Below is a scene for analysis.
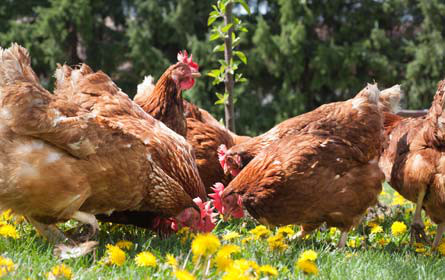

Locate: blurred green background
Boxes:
[1,0,444,135]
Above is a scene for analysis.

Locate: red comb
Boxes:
[193,197,216,232]
[177,50,199,71]
[209,183,225,214]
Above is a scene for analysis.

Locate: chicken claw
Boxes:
[71,211,100,241]
[432,222,445,249]
[410,222,430,245]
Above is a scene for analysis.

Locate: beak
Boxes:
[191,71,201,78]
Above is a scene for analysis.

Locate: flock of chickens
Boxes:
[0,43,444,255]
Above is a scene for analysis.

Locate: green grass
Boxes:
[1,184,445,279]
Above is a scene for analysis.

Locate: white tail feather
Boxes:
[379,84,402,113]
[366,83,380,104]
[134,75,155,104]
[0,43,39,87]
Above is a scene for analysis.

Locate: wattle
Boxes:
[180,78,195,90]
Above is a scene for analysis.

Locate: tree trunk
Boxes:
[224,1,235,132]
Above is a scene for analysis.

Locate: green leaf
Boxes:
[209,32,220,41]
[232,36,240,47]
[215,92,229,105]
[234,51,247,64]
[210,11,219,17]
[222,23,233,33]
[208,15,218,26]
[213,44,225,52]
[237,0,251,14]
[239,26,248,33]
[207,69,221,78]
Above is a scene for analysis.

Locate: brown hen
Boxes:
[183,100,251,193]
[220,84,386,247]
[133,51,200,137]
[0,44,209,245]
[219,85,402,176]
[380,80,445,248]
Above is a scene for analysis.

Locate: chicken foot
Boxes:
[410,189,430,245]
[432,222,445,249]
[70,211,100,241]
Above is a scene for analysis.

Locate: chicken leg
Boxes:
[432,222,445,249]
[296,223,321,239]
[410,189,429,244]
[27,217,70,244]
[338,231,348,248]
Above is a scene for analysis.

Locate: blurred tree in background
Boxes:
[0,0,443,135]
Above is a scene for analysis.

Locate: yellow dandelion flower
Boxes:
[48,263,72,279]
[0,256,14,277]
[214,254,233,272]
[391,192,407,206]
[296,259,318,275]
[0,209,13,222]
[191,233,221,257]
[259,264,278,276]
[223,231,241,241]
[370,225,383,234]
[178,227,194,244]
[367,221,378,228]
[437,242,445,256]
[214,245,240,271]
[347,239,357,248]
[267,234,288,251]
[177,227,190,235]
[166,254,177,267]
[105,244,126,266]
[0,224,19,239]
[222,259,258,280]
[175,269,195,280]
[277,225,295,237]
[329,227,338,236]
[241,236,254,244]
[377,237,389,246]
[413,242,424,248]
[299,249,318,261]
[218,245,241,257]
[391,221,407,236]
[415,247,427,253]
[115,240,133,250]
[249,225,271,239]
[345,252,357,258]
[135,251,157,267]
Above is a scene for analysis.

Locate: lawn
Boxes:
[1,183,445,280]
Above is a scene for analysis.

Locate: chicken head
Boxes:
[218,144,242,177]
[175,197,216,232]
[172,50,201,90]
[210,182,244,220]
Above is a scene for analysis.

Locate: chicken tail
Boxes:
[365,83,381,104]
[427,80,445,137]
[0,43,41,89]
[54,63,93,95]
[134,75,155,105]
[379,85,402,113]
